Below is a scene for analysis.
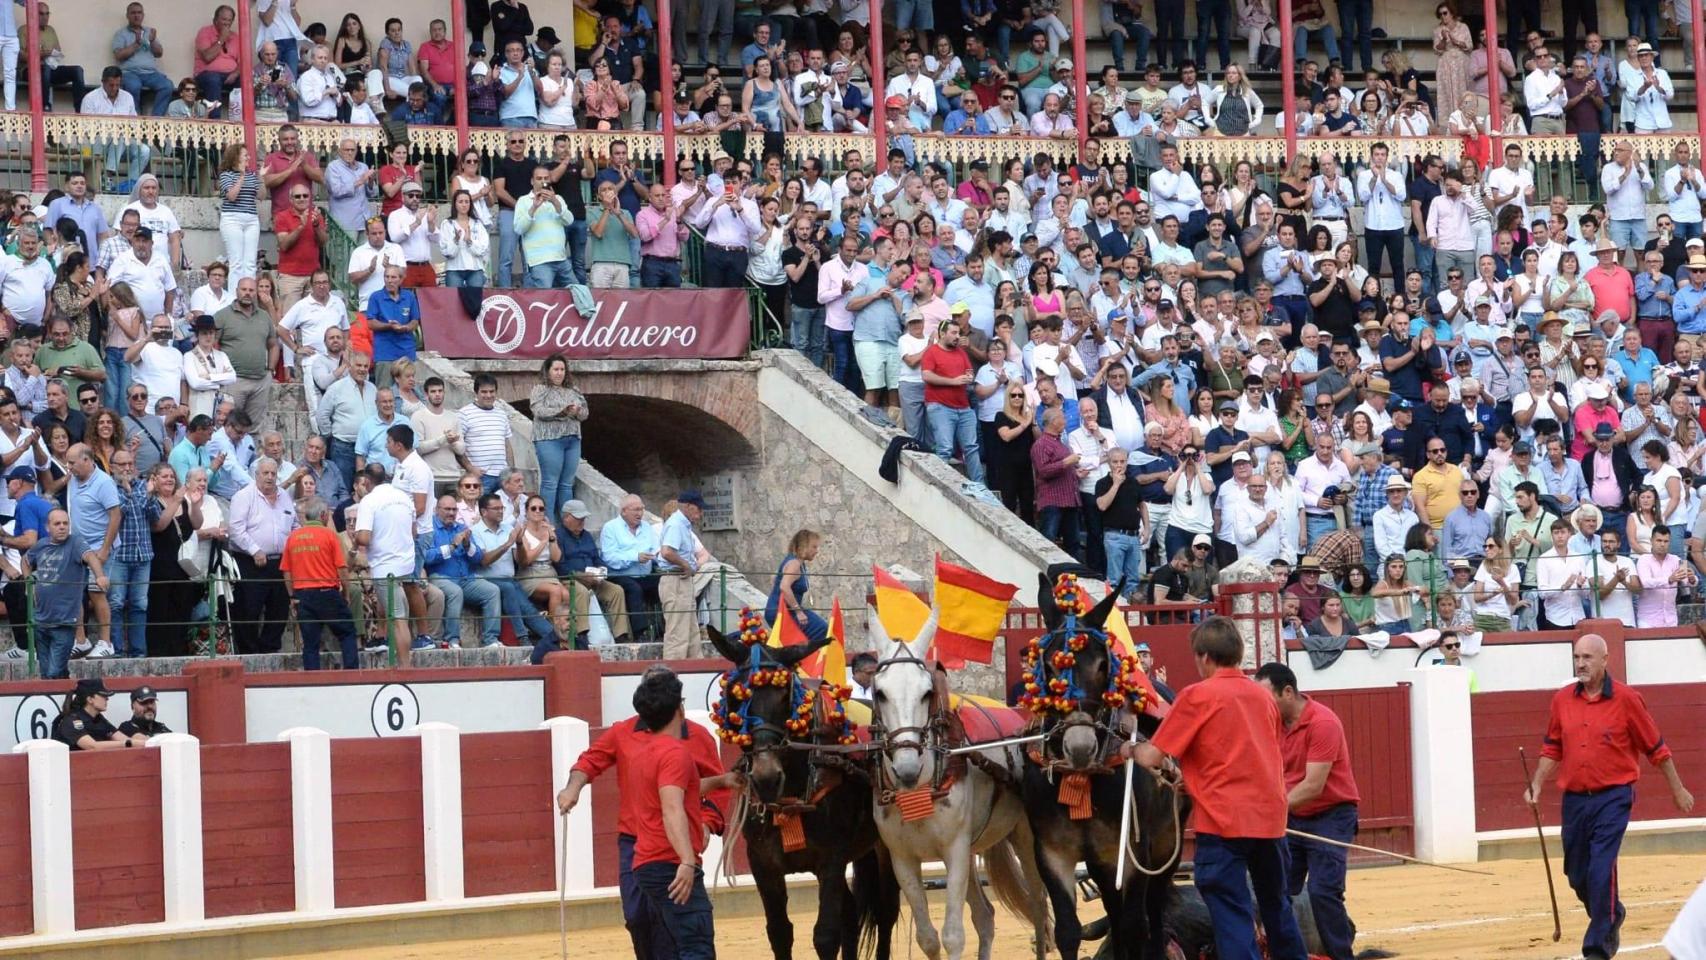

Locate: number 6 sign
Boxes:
[369,684,420,737]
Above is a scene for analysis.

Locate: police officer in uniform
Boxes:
[51,678,145,751]
[117,685,171,740]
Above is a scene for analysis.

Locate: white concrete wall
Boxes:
[1287,635,1702,692]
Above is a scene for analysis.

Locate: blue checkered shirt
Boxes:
[112,476,162,564]
[1352,463,1399,528]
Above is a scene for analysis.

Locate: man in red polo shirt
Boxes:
[1125,617,1308,960]
[1525,633,1694,960]
[1256,662,1361,960]
[558,665,735,960]
[273,183,329,316]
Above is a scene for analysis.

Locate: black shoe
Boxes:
[1607,903,1625,956]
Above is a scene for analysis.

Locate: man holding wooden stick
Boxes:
[1524,633,1695,960]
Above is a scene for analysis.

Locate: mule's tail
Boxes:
[851,846,899,959]
[981,836,1048,935]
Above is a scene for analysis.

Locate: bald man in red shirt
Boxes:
[1525,633,1694,960]
[558,666,739,960]
[1256,661,1361,960]
[1124,617,1308,960]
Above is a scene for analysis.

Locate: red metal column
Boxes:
[869,0,886,167]
[660,0,676,187]
[1483,0,1503,157]
[1279,0,1295,162]
[23,0,43,190]
[237,0,258,168]
[1072,0,1088,157]
[451,0,470,153]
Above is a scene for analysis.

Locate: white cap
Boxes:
[1231,450,1252,463]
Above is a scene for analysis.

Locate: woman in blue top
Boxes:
[764,529,828,643]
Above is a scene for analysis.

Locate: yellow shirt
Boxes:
[1411,462,1465,529]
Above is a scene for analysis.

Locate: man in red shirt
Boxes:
[1525,633,1694,960]
[1125,617,1308,960]
[558,665,735,960]
[272,183,330,315]
[920,320,985,484]
[1256,662,1361,960]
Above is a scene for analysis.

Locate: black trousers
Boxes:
[1559,0,1599,62]
[234,554,290,654]
[3,581,28,650]
[702,245,750,289]
[1365,228,1405,286]
[610,575,662,642]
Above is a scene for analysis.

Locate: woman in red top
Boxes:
[1125,617,1309,960]
[377,142,420,219]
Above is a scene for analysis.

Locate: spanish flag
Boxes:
[767,604,811,649]
[800,598,847,682]
[873,564,931,644]
[932,557,1017,667]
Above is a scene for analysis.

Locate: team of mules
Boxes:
[706,572,1339,960]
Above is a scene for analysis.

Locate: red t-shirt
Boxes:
[263,150,321,212]
[921,343,973,408]
[379,164,419,218]
[279,524,346,590]
[1541,676,1672,793]
[1151,667,1289,839]
[629,730,707,869]
[571,716,729,836]
[1281,697,1361,817]
[273,207,323,278]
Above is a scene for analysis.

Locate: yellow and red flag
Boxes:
[872,564,931,644]
[767,604,810,649]
[799,598,847,682]
[932,557,1017,667]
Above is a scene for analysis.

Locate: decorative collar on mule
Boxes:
[1017,573,1149,719]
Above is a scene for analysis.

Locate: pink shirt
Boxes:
[1635,553,1681,626]
[634,206,685,259]
[1425,194,1475,252]
[194,24,240,75]
[816,255,870,333]
[1585,264,1636,323]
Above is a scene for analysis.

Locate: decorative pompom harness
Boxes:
[1017,574,1149,720]
[710,607,856,749]
[1018,574,1150,819]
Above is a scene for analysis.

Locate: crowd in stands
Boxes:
[1,0,1705,675]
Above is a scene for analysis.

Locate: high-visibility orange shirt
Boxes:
[1151,666,1289,839]
[280,523,347,590]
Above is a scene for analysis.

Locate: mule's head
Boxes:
[869,606,940,790]
[1029,578,1124,770]
[708,624,831,803]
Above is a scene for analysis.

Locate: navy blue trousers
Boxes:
[1562,784,1633,959]
[618,833,674,960]
[1287,803,1358,960]
[1195,833,1309,960]
[294,587,358,670]
[634,860,717,960]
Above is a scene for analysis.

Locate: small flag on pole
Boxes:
[873,564,931,643]
[800,598,847,682]
[931,556,1017,666]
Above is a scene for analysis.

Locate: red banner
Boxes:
[417,287,751,360]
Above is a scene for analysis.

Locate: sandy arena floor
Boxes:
[268,853,1703,960]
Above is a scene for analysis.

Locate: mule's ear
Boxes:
[1085,579,1124,630]
[866,607,898,662]
[773,632,833,669]
[705,624,746,664]
[913,605,940,660]
[1037,572,1062,631]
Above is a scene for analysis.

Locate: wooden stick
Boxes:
[944,731,1050,755]
[1283,829,1496,876]
[1518,746,1564,942]
[1114,720,1139,890]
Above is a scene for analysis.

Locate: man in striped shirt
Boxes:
[457,374,513,495]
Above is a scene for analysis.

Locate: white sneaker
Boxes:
[69,641,93,659]
[2,647,25,660]
[481,641,503,648]
[89,641,116,658]
[363,642,388,653]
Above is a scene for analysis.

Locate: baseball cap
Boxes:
[1217,399,1238,413]
[676,489,708,509]
[1513,440,1534,455]
[4,465,34,483]
[1230,450,1252,463]
[950,301,970,315]
[1192,533,1213,548]
[562,499,591,520]
[131,685,159,703]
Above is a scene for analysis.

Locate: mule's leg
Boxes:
[1006,816,1053,960]
[938,835,975,960]
[966,863,997,960]
[752,859,794,960]
[875,844,902,960]
[811,860,848,960]
[1034,832,1085,960]
[889,846,943,959]
[1083,859,1135,960]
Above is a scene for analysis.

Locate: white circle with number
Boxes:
[369,684,420,737]
[14,695,61,745]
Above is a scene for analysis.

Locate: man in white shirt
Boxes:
[1372,476,1420,560]
[1112,90,1156,137]
[1524,49,1568,132]
[790,49,832,130]
[1357,143,1409,283]
[884,49,936,131]
[347,218,407,304]
[1485,143,1537,229]
[1234,473,1286,565]
[277,269,349,369]
[79,66,151,185]
[124,315,184,410]
[1147,145,1203,224]
[799,157,835,216]
[120,174,184,270]
[1601,140,1656,259]
[1068,397,1115,569]
[1536,516,1588,628]
[1622,41,1673,133]
[103,226,176,321]
[1588,527,1638,623]
[0,228,54,329]
[354,476,430,659]
[1235,374,1282,464]
[1295,434,1352,547]
[386,181,439,288]
[1663,142,1706,241]
[1167,62,1211,128]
